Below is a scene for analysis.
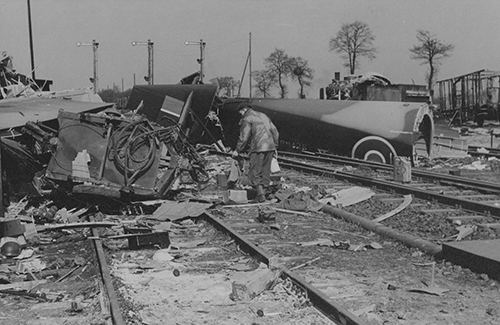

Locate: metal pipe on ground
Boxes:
[321,205,442,256]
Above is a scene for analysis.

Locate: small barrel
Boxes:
[393,156,411,183]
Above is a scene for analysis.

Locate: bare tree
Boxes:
[290,56,313,98]
[264,48,292,98]
[215,76,239,97]
[409,30,454,92]
[329,21,376,75]
[253,70,275,98]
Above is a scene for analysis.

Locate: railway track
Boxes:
[278,150,500,219]
[204,212,365,325]
[194,157,498,324]
[98,151,500,324]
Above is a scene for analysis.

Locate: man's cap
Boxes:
[237,102,252,111]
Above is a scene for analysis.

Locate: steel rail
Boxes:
[91,225,126,325]
[468,145,500,158]
[278,157,500,217]
[278,150,500,194]
[202,212,367,325]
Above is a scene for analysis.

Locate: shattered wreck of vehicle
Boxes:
[44,110,207,199]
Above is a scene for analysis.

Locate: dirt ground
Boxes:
[1,119,500,325]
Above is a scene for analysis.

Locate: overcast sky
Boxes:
[1,0,499,98]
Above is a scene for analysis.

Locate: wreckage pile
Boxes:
[0,148,380,323]
[1,145,500,323]
[2,109,208,202]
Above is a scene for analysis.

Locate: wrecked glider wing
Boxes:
[0,97,113,136]
[220,98,433,163]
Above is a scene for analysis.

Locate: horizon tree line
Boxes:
[102,21,454,102]
[217,22,453,99]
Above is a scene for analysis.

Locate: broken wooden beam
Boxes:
[37,221,119,232]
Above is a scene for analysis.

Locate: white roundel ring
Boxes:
[351,136,398,164]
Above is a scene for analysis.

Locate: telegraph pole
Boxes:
[185,39,206,83]
[199,39,205,83]
[27,0,36,80]
[148,39,154,85]
[249,32,252,99]
[92,40,98,92]
[77,40,99,93]
[131,39,154,85]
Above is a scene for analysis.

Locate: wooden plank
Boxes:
[242,233,275,240]
[272,208,311,216]
[37,221,118,232]
[446,215,485,222]
[221,200,276,208]
[0,280,47,291]
[421,208,460,213]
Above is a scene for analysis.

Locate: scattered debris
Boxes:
[256,208,276,223]
[221,200,277,208]
[373,194,413,223]
[14,248,35,260]
[271,207,311,217]
[387,284,397,290]
[289,257,321,271]
[230,264,279,301]
[150,200,212,221]
[36,221,119,232]
[16,257,47,273]
[352,304,376,317]
[152,249,175,262]
[223,189,248,204]
[455,225,477,241]
[125,231,171,250]
[69,301,84,313]
[319,186,375,207]
[298,238,335,247]
[171,239,206,249]
[408,262,449,296]
[368,242,383,249]
[0,279,47,291]
[280,191,323,211]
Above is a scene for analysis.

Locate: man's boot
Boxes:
[256,185,266,202]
